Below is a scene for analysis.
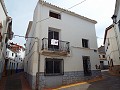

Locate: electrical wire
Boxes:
[36,0,88,23]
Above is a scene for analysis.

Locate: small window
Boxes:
[45,58,63,75]
[118,20,120,32]
[12,53,14,56]
[49,11,61,19]
[110,59,114,67]
[99,55,101,58]
[82,39,89,48]
[102,55,105,58]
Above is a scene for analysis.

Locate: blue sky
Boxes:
[5,0,116,47]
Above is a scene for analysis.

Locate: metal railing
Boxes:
[42,38,70,53]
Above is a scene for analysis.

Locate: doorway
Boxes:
[83,56,91,76]
[48,29,59,51]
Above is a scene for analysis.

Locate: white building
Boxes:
[104,0,120,75]
[0,0,13,78]
[6,48,25,75]
[98,46,108,70]
[24,0,101,89]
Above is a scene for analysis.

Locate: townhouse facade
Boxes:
[24,0,101,89]
[5,43,25,75]
[0,0,13,79]
[98,46,108,70]
[104,0,120,75]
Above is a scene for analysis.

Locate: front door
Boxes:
[83,56,91,76]
[48,29,59,50]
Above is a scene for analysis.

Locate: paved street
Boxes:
[0,72,32,90]
[59,70,120,90]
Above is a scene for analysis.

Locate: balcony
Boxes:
[41,38,70,56]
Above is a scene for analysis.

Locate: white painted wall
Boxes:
[6,49,25,70]
[105,26,120,65]
[24,2,99,76]
[0,2,7,76]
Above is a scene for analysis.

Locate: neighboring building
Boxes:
[24,0,101,89]
[104,0,120,75]
[98,46,109,70]
[0,0,13,79]
[5,43,25,75]
[104,24,120,75]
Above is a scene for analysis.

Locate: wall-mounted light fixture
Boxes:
[111,15,117,24]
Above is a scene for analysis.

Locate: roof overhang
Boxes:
[39,0,97,24]
[103,24,114,44]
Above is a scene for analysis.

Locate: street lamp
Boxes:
[111,15,117,24]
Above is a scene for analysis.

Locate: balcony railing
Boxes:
[41,38,70,55]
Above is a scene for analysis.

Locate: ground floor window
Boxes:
[45,58,63,75]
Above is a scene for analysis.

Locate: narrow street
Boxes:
[55,70,120,90]
[0,70,120,90]
[0,72,32,90]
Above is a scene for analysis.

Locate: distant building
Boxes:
[5,43,25,75]
[24,0,101,89]
[0,0,13,78]
[98,46,109,70]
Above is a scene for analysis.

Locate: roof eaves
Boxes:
[25,21,33,38]
[103,24,114,44]
[39,0,97,24]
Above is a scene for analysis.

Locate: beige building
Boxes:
[0,0,13,78]
[104,24,120,75]
[24,0,101,89]
[104,0,120,75]
[98,46,108,70]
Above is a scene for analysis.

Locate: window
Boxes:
[82,39,89,48]
[99,55,101,58]
[49,11,61,19]
[45,58,63,75]
[12,53,14,56]
[102,55,105,58]
[48,28,59,50]
[118,20,120,32]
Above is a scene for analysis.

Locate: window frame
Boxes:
[49,11,61,19]
[82,38,89,48]
[45,58,64,76]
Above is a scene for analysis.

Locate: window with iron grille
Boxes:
[45,58,63,75]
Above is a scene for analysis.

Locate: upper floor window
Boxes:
[12,53,14,56]
[99,55,101,58]
[82,39,89,48]
[49,11,61,19]
[102,55,105,58]
[118,20,120,32]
